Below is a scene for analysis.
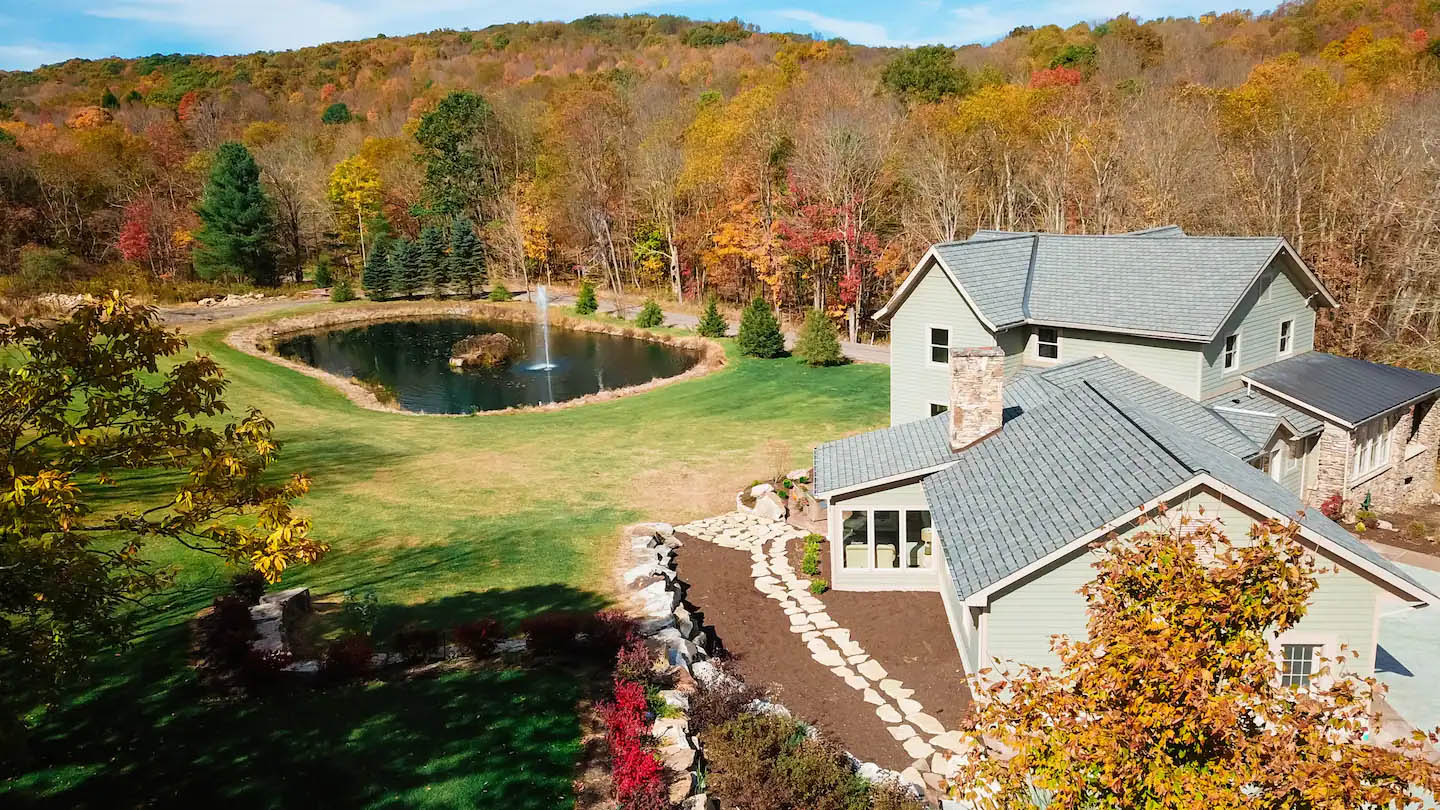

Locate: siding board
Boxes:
[889,260,997,425]
[1202,258,1319,398]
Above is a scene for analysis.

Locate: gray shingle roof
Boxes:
[1244,352,1440,427]
[886,228,1313,341]
[924,383,1431,600]
[1205,388,1325,438]
[1206,408,1279,445]
[1009,356,1258,458]
[813,413,955,495]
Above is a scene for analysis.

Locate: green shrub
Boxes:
[488,273,512,301]
[1407,520,1430,540]
[18,245,74,287]
[634,298,664,328]
[697,294,728,337]
[702,712,870,810]
[808,578,829,595]
[312,258,333,287]
[737,296,785,358]
[329,275,356,302]
[321,102,351,124]
[801,533,822,576]
[794,308,845,366]
[1355,509,1378,522]
[339,590,379,636]
[870,779,926,810]
[575,279,599,314]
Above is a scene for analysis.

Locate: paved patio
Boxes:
[1377,561,1440,739]
[677,511,966,792]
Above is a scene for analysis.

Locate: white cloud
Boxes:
[773,8,911,46]
[0,42,82,69]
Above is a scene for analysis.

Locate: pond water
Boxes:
[274,317,701,414]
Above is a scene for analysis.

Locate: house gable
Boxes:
[1201,252,1322,398]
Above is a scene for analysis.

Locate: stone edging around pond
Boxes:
[620,521,928,809]
[224,300,728,417]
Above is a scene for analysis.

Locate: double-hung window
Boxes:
[929,327,949,364]
[1278,320,1293,355]
[1222,333,1240,372]
[1036,327,1060,361]
[1352,415,1395,478]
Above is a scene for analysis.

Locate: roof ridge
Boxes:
[1020,235,1038,319]
[1083,381,1200,477]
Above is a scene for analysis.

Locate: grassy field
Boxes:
[2,303,889,808]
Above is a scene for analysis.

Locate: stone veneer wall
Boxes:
[1308,397,1440,513]
[947,346,1005,452]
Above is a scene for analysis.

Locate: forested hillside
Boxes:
[2,7,1440,358]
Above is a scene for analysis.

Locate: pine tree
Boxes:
[488,268,512,301]
[794,308,845,366]
[330,274,356,302]
[418,225,447,297]
[575,279,598,315]
[393,238,423,298]
[635,299,663,328]
[696,294,728,338]
[737,296,785,358]
[100,87,120,109]
[448,222,478,298]
[193,142,277,285]
[363,244,393,300]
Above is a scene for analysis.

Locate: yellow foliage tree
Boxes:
[326,154,384,261]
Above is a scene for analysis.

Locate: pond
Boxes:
[274,317,702,414]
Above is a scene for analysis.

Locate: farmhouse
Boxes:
[813,226,1439,678]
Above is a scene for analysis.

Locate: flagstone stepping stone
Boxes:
[828,665,854,679]
[813,649,844,667]
[897,697,923,715]
[787,623,813,634]
[876,704,902,723]
[930,752,950,775]
[810,617,838,630]
[878,679,912,699]
[862,688,885,705]
[788,613,810,627]
[822,628,849,642]
[801,630,821,642]
[842,673,868,690]
[930,731,967,752]
[857,660,888,681]
[899,766,925,789]
[910,712,944,735]
[902,737,935,759]
[887,725,916,741]
[845,653,868,666]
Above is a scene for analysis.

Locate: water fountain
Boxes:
[531,284,556,372]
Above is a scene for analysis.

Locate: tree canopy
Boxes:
[192,141,277,285]
[880,45,971,103]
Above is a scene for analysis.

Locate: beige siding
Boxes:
[828,479,939,592]
[982,486,1384,676]
[888,259,996,425]
[1032,327,1203,398]
[1202,256,1319,398]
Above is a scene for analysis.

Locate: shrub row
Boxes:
[599,632,668,810]
[801,533,823,576]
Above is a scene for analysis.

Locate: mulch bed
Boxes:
[676,533,914,768]
[790,535,973,734]
[1356,504,1440,556]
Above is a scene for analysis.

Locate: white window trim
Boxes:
[1222,331,1241,374]
[1032,326,1062,364]
[1351,414,1397,481]
[1271,633,1337,690]
[927,324,950,367]
[1285,437,1302,472]
[838,507,934,572]
[1277,319,1294,357]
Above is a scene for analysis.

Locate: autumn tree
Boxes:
[880,45,971,103]
[193,142,278,285]
[951,518,1440,809]
[414,91,508,222]
[326,154,383,265]
[0,294,326,749]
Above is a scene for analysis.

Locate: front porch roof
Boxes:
[1243,352,1440,428]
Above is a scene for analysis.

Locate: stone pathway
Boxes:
[677,511,966,793]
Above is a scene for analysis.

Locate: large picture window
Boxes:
[838,509,933,570]
[929,327,949,364]
[1352,415,1395,478]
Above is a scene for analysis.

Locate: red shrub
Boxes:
[323,634,375,681]
[453,618,505,658]
[1320,493,1344,521]
[599,678,667,810]
[206,595,256,668]
[1030,65,1084,87]
[239,648,293,693]
[392,624,445,664]
[613,634,655,684]
[521,610,588,655]
[584,610,639,659]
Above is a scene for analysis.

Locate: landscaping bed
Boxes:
[675,533,914,768]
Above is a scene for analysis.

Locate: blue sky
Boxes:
[0,0,1242,71]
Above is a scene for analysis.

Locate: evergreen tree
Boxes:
[696,294,728,338]
[737,296,785,358]
[794,308,845,366]
[448,222,479,298]
[330,274,356,302]
[418,226,448,297]
[634,299,663,328]
[193,142,277,285]
[488,269,512,301]
[100,87,120,109]
[363,244,393,300]
[393,238,423,298]
[575,279,598,314]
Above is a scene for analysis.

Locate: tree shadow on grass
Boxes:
[2,585,609,810]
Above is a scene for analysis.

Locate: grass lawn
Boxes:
[1,303,889,808]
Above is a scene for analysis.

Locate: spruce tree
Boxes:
[488,268,512,301]
[696,294,728,338]
[449,223,478,298]
[794,308,845,366]
[393,238,423,298]
[193,142,277,285]
[575,279,598,314]
[634,299,663,328]
[737,296,785,358]
[363,243,393,300]
[418,225,448,297]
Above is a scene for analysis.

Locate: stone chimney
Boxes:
[948,346,1006,452]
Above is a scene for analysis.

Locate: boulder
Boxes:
[637,614,677,636]
[787,468,811,481]
[747,698,791,717]
[673,606,696,638]
[753,492,787,521]
[749,482,774,499]
[668,772,695,803]
[692,660,724,687]
[653,717,691,748]
[658,688,691,712]
[681,794,717,810]
[1377,519,1395,531]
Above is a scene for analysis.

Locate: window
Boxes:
[930,403,949,417]
[1278,320,1293,355]
[1268,446,1283,482]
[1352,415,1396,478]
[1280,643,1320,687]
[1286,439,1303,472]
[929,327,949,364]
[1036,327,1060,361]
[1223,333,1240,372]
[838,509,932,570]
